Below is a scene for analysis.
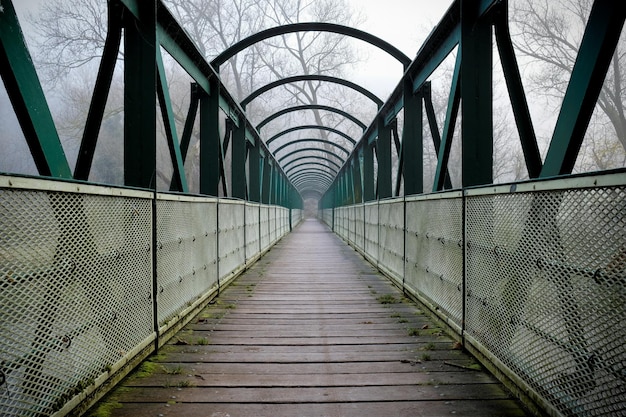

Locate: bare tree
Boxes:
[510,0,626,170]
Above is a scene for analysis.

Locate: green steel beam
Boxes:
[261,156,271,203]
[460,0,493,188]
[211,22,411,69]
[282,155,342,172]
[242,74,383,108]
[248,139,261,202]
[278,148,346,166]
[0,0,72,178]
[541,0,625,177]
[180,83,200,161]
[231,123,247,198]
[291,174,334,188]
[200,80,221,195]
[402,79,423,195]
[273,138,350,158]
[74,1,123,180]
[352,153,363,203]
[124,0,157,188]
[493,2,542,178]
[377,116,392,198]
[290,168,335,183]
[257,105,367,131]
[266,125,356,146]
[432,52,461,192]
[156,41,188,192]
[362,143,375,201]
[423,83,453,190]
[286,162,338,177]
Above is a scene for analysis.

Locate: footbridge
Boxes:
[0,0,624,416]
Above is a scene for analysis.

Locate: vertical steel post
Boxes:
[248,140,261,202]
[403,78,424,195]
[124,0,157,188]
[363,143,375,201]
[460,0,493,187]
[200,78,221,196]
[231,123,247,199]
[377,117,392,199]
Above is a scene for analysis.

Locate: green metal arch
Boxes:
[266,124,356,146]
[211,22,411,69]
[273,138,350,157]
[293,176,333,189]
[290,168,336,184]
[278,147,346,166]
[257,104,366,131]
[282,155,342,172]
[293,180,332,193]
[286,161,338,177]
[242,75,383,108]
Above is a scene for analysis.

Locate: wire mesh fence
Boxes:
[327,172,625,417]
[0,175,293,417]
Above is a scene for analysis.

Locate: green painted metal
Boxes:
[352,153,363,203]
[74,1,124,180]
[286,162,338,177]
[290,169,335,184]
[156,41,188,192]
[377,116,392,198]
[272,138,350,158]
[292,172,333,185]
[211,22,411,70]
[200,80,221,195]
[292,177,333,191]
[493,2,542,178]
[423,83,453,190]
[278,148,346,166]
[0,0,72,178]
[460,0,493,188]
[180,83,201,161]
[266,125,356,146]
[283,155,342,172]
[432,52,461,192]
[124,0,157,189]
[402,79,423,195]
[257,104,367,131]
[241,75,383,108]
[362,143,375,201]
[541,0,625,177]
[231,123,247,198]
[261,156,271,203]
[248,139,261,202]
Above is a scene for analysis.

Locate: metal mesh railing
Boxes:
[0,175,291,417]
[330,172,625,417]
[465,181,626,417]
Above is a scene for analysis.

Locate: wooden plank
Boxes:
[91,219,529,417]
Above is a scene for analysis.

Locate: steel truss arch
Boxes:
[273,138,350,157]
[266,124,356,146]
[242,75,383,108]
[282,155,342,172]
[257,105,367,131]
[278,147,346,166]
[286,161,338,177]
[211,22,411,69]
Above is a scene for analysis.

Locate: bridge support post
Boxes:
[231,122,247,199]
[377,117,392,199]
[124,1,157,188]
[460,0,493,187]
[248,140,261,202]
[402,79,424,195]
[363,144,375,202]
[200,78,222,196]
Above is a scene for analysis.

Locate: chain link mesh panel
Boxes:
[245,203,261,262]
[465,183,626,417]
[291,209,303,227]
[335,207,348,240]
[321,209,332,227]
[364,202,379,264]
[347,205,357,246]
[354,204,365,252]
[260,205,270,252]
[0,182,153,416]
[156,197,218,328]
[405,194,463,326]
[378,200,404,285]
[269,206,276,245]
[218,201,245,281]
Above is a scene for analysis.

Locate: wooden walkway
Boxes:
[92,218,530,417]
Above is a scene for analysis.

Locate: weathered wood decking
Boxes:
[92,218,530,417]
